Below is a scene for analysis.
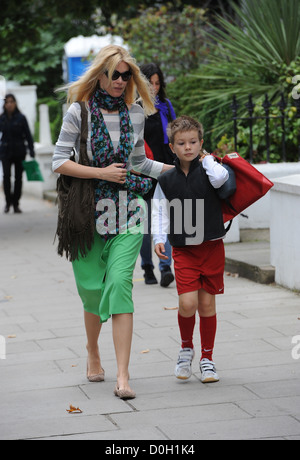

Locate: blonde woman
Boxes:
[53,45,172,399]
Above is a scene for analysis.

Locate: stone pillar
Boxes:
[39,104,52,146]
[23,104,56,197]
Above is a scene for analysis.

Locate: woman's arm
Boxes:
[53,103,126,183]
[55,160,127,183]
[52,103,82,172]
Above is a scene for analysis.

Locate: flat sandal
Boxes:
[114,385,136,400]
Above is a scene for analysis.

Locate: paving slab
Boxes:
[0,193,300,441]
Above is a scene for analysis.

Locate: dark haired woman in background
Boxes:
[0,94,35,213]
[139,63,176,287]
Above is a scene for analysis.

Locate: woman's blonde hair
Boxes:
[58,45,155,116]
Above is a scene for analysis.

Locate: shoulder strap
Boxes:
[77,101,89,166]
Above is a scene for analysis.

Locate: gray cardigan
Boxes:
[52,102,163,178]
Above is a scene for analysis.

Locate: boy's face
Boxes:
[170,129,203,165]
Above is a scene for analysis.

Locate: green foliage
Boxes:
[194,0,300,105]
[168,0,300,162]
[167,74,221,152]
[2,30,63,89]
[0,1,98,97]
[115,3,208,78]
[233,99,300,163]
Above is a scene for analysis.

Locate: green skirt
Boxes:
[72,228,143,323]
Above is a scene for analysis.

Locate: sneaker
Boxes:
[160,267,174,287]
[175,347,195,380]
[199,358,219,383]
[143,265,158,285]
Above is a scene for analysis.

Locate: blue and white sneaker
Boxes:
[200,358,219,383]
[175,348,195,380]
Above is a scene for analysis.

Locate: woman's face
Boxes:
[149,73,160,96]
[5,97,17,115]
[99,61,131,98]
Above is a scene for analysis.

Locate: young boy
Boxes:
[152,116,229,383]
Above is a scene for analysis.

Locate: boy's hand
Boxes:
[155,243,169,260]
[200,149,210,162]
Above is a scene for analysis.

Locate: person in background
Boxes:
[139,63,176,287]
[0,94,35,213]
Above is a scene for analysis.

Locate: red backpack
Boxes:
[213,152,274,224]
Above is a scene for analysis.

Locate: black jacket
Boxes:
[157,156,225,247]
[142,103,176,201]
[0,111,34,160]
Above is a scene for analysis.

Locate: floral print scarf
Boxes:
[89,87,152,239]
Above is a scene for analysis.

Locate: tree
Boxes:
[0,0,100,96]
[176,0,300,161]
[114,2,208,78]
[191,0,300,114]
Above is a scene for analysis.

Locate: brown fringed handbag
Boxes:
[55,102,95,262]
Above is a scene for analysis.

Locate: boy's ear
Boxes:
[169,142,175,153]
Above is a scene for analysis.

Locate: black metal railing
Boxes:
[231,94,300,163]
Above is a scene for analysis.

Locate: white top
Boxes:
[151,155,229,245]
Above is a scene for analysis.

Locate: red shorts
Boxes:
[172,239,225,296]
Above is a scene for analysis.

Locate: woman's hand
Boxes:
[54,161,127,183]
[99,163,127,183]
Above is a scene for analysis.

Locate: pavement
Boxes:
[0,193,300,441]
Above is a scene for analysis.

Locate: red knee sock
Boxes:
[178,313,195,349]
[200,314,217,361]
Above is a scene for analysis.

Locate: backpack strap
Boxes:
[223,199,248,233]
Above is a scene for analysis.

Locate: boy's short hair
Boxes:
[167,115,204,145]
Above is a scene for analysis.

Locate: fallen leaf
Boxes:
[4,296,13,300]
[66,404,82,414]
[225,272,239,278]
[163,306,178,310]
[7,334,16,339]
[140,349,150,354]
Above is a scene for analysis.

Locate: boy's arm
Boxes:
[202,155,229,189]
[151,184,169,259]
